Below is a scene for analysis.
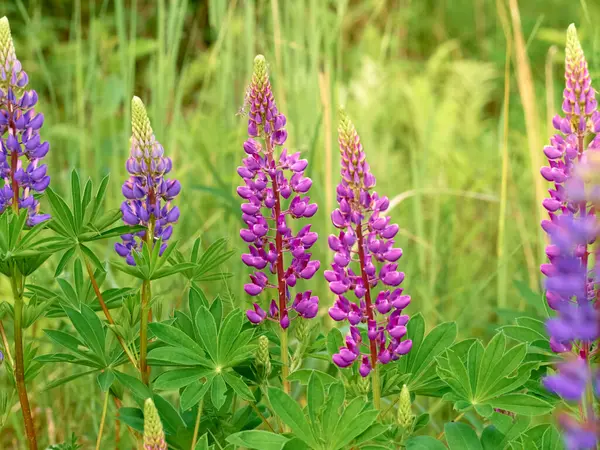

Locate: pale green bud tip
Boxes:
[252,54,268,84]
[131,96,153,141]
[397,384,414,429]
[0,17,16,63]
[144,399,166,449]
[256,336,270,365]
[566,24,583,64]
[338,107,357,147]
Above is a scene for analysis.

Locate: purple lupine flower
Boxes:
[237,55,320,328]
[559,415,598,450]
[328,110,412,377]
[115,97,181,265]
[544,357,590,401]
[0,17,50,226]
[540,25,600,450]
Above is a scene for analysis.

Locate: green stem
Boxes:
[280,328,290,394]
[83,255,138,370]
[95,389,110,450]
[140,279,151,385]
[11,272,37,450]
[371,364,381,410]
[190,399,204,450]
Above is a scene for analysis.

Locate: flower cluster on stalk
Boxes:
[327,110,412,377]
[115,96,181,265]
[540,24,600,450]
[0,17,50,225]
[238,55,320,329]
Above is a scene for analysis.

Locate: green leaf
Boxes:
[477,332,506,396]
[71,170,83,231]
[152,394,186,434]
[500,325,546,343]
[181,377,214,411]
[152,368,210,391]
[513,280,545,315]
[226,431,289,450]
[189,284,209,318]
[445,423,483,450]
[411,321,457,377]
[322,382,345,436]
[80,244,106,273]
[222,371,255,402]
[211,375,227,410]
[307,370,325,426]
[114,370,152,400]
[64,306,106,363]
[487,413,531,449]
[147,346,211,367]
[43,368,99,390]
[195,307,218,362]
[118,407,144,432]
[46,188,76,235]
[326,328,343,357]
[90,174,110,224]
[287,369,337,385]
[332,409,379,449]
[54,246,76,277]
[151,262,197,280]
[479,343,527,399]
[97,369,115,392]
[490,394,553,416]
[148,322,205,358]
[405,436,447,450]
[474,404,494,418]
[209,297,223,331]
[218,309,243,362]
[110,260,144,279]
[541,426,564,450]
[268,387,316,447]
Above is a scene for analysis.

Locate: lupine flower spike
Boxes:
[328,109,412,408]
[0,16,50,225]
[237,55,320,329]
[540,24,600,450]
[144,398,167,450]
[115,96,181,265]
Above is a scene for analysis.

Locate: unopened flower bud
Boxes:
[144,398,167,450]
[255,335,271,379]
[397,385,414,430]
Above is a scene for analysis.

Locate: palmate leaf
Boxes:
[436,331,549,416]
[38,304,126,373]
[265,379,380,450]
[170,237,234,282]
[110,239,196,281]
[0,209,56,276]
[149,305,256,410]
[395,313,458,396]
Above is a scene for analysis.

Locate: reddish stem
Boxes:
[265,138,290,393]
[356,223,378,368]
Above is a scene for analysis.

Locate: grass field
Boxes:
[1,0,599,447]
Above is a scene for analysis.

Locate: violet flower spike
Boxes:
[115,96,181,265]
[540,24,600,450]
[238,55,320,329]
[328,109,412,409]
[0,16,50,225]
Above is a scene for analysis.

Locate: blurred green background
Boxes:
[1,0,600,446]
